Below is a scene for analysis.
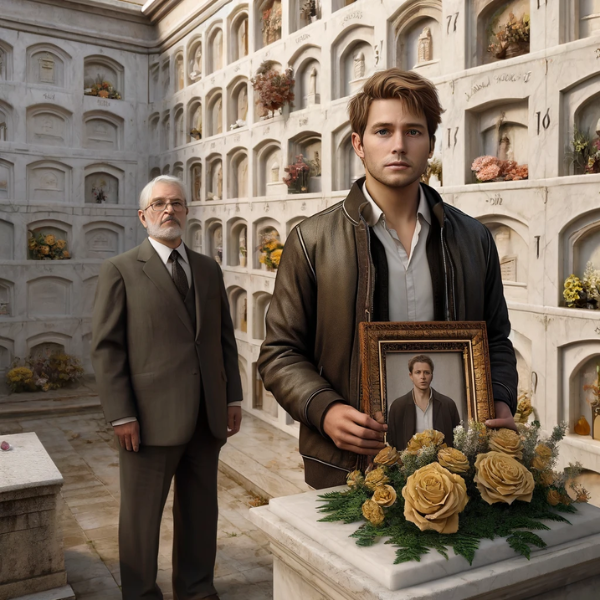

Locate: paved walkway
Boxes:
[0,409,307,600]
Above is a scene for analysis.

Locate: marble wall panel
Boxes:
[27,277,71,316]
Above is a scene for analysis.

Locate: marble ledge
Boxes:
[562,433,600,459]
[507,302,600,320]
[0,432,63,494]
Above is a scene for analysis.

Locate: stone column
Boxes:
[0,432,74,600]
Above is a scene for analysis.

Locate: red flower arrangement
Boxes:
[283,155,310,193]
[251,61,295,115]
[471,155,528,182]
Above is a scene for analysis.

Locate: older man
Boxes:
[91,175,242,600]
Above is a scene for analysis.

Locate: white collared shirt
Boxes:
[414,388,434,433]
[362,183,435,322]
[148,237,192,287]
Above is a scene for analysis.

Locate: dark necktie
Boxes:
[170,250,189,300]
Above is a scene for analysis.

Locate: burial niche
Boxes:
[577,0,600,38]
[190,163,203,201]
[0,279,12,317]
[207,158,223,200]
[295,59,320,109]
[208,221,223,264]
[334,32,374,99]
[230,151,249,199]
[161,60,170,95]
[0,101,12,142]
[187,221,203,253]
[188,40,202,82]
[334,129,364,191]
[571,90,600,175]
[228,220,248,266]
[174,107,185,147]
[83,112,123,150]
[83,55,124,99]
[0,42,13,81]
[208,94,223,136]
[289,132,322,192]
[487,222,528,284]
[0,219,14,260]
[29,340,66,359]
[175,53,184,91]
[28,277,71,316]
[232,13,249,61]
[173,163,183,181]
[0,159,13,200]
[571,354,600,439]
[26,105,72,147]
[85,171,119,204]
[26,45,69,87]
[162,113,170,151]
[258,0,283,48]
[229,82,249,128]
[84,224,122,259]
[149,64,159,102]
[208,28,224,73]
[256,142,282,196]
[253,292,272,340]
[188,100,202,141]
[27,160,72,203]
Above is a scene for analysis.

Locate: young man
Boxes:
[258,69,517,489]
[387,355,460,451]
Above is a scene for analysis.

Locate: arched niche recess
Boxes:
[173,105,185,147]
[230,9,249,62]
[0,41,14,81]
[0,338,14,378]
[256,0,282,50]
[161,60,170,96]
[26,43,70,88]
[0,100,13,142]
[26,104,72,147]
[162,164,171,175]
[465,98,529,184]
[27,276,72,316]
[161,112,170,151]
[228,148,249,200]
[228,286,248,333]
[393,1,442,78]
[561,209,600,303]
[227,218,248,267]
[254,218,281,269]
[0,219,14,259]
[0,159,15,200]
[227,79,249,127]
[255,140,282,196]
[289,45,321,110]
[186,220,203,254]
[189,161,203,202]
[252,360,278,416]
[333,0,357,11]
[286,216,305,236]
[289,131,322,193]
[84,164,123,204]
[470,0,531,68]
[26,160,73,204]
[27,332,71,358]
[333,123,364,191]
[173,162,183,181]
[253,291,272,340]
[289,0,321,33]
[561,0,600,42]
[83,111,124,151]
[206,92,223,137]
[149,167,161,180]
[0,279,14,317]
[149,113,160,148]
[332,25,374,99]
[187,38,203,83]
[149,63,160,103]
[509,328,533,397]
[83,222,123,259]
[187,99,202,142]
[27,219,72,260]
[174,52,184,92]
[207,25,224,74]
[83,55,124,97]
[206,219,223,264]
[207,155,223,201]
[238,356,249,401]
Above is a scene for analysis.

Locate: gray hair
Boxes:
[139,175,187,210]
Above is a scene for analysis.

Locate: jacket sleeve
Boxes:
[483,227,518,414]
[90,260,138,423]
[217,262,244,404]
[258,227,344,435]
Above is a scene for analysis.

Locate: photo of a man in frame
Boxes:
[387,354,461,451]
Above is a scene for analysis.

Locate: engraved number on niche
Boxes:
[446,12,459,33]
[487,194,503,206]
[536,109,550,134]
[537,0,548,7]
[447,127,459,148]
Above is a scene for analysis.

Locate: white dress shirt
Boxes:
[414,388,434,433]
[362,183,435,322]
[111,237,240,428]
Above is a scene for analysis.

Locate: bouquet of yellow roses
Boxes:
[318,422,589,564]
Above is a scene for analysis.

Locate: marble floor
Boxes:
[0,410,307,600]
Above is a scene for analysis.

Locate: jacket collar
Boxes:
[342,177,446,229]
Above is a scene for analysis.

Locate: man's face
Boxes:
[351,99,433,190]
[409,362,433,392]
[139,181,188,242]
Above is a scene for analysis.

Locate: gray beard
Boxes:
[146,220,183,241]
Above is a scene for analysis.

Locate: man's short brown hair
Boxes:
[408,355,434,373]
[348,68,444,142]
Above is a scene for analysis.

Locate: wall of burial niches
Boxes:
[3,0,600,459]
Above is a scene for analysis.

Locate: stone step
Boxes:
[0,394,101,419]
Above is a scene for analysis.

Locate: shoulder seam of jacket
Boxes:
[296,227,317,281]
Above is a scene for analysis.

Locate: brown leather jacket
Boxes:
[258,179,517,488]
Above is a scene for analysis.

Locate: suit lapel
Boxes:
[186,246,210,340]
[431,391,443,433]
[404,397,416,447]
[138,239,194,335]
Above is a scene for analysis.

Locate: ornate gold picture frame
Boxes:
[359,322,495,430]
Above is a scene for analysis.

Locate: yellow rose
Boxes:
[474,451,534,505]
[346,470,364,488]
[402,462,468,534]
[514,397,533,423]
[45,234,56,246]
[39,245,50,255]
[55,239,66,250]
[28,238,37,249]
[365,467,389,491]
[535,444,552,459]
[406,429,446,455]
[538,471,554,487]
[374,446,400,467]
[372,485,397,507]
[362,499,385,526]
[62,250,70,259]
[532,446,552,471]
[437,447,470,474]
[488,428,523,460]
[546,489,561,507]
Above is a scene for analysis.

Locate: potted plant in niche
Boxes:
[258,234,283,272]
[487,12,530,60]
[283,154,311,193]
[28,230,70,260]
[569,127,600,175]
[251,61,295,119]
[300,0,318,23]
[84,75,122,100]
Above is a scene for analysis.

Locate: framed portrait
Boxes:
[359,322,495,450]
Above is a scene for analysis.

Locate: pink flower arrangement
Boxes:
[471,155,528,182]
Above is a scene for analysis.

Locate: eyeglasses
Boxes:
[145,200,187,213]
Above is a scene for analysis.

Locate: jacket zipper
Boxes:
[362,215,374,322]
[440,227,451,321]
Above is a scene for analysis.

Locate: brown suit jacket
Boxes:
[91,238,243,446]
[387,388,461,451]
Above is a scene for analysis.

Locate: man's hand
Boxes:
[323,403,387,455]
[227,406,242,437]
[114,421,140,452]
[485,401,518,432]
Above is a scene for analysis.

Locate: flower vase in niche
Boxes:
[574,416,591,436]
[487,13,530,61]
[583,364,600,440]
[283,155,310,194]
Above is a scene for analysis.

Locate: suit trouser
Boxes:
[118,405,224,600]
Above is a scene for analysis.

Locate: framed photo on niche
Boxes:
[359,322,495,451]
